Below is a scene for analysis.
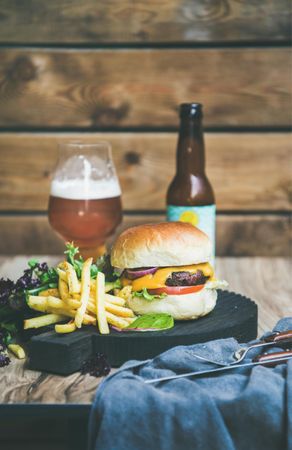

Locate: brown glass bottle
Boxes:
[166,103,216,258]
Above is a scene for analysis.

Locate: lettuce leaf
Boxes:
[126,313,174,331]
[133,288,167,301]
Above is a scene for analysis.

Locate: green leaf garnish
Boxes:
[64,242,101,279]
[64,242,81,264]
[28,258,38,269]
[126,313,174,331]
[133,288,167,301]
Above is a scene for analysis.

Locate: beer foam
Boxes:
[51,179,121,200]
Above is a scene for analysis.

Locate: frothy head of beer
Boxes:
[51,153,121,200]
[51,179,121,200]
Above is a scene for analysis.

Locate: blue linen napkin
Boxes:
[88,318,292,450]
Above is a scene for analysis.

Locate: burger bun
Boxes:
[127,288,217,320]
[111,222,211,269]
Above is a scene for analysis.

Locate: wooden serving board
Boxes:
[28,291,258,375]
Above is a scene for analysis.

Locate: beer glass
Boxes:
[48,141,122,258]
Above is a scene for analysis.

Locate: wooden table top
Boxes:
[0,256,291,407]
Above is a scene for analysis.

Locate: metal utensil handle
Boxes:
[145,356,291,384]
[263,330,292,343]
[253,349,292,366]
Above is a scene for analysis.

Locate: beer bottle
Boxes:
[166,103,216,259]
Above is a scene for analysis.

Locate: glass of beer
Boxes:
[48,141,122,258]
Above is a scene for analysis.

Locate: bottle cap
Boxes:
[180,103,203,118]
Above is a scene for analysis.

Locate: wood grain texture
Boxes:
[0,132,291,211]
[0,256,290,405]
[0,214,290,256]
[0,0,290,43]
[0,49,290,127]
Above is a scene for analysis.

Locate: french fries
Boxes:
[62,261,80,294]
[26,255,137,336]
[39,288,60,297]
[27,295,49,312]
[27,296,95,325]
[57,268,67,282]
[117,286,132,302]
[75,258,92,328]
[24,313,67,329]
[55,321,76,334]
[50,307,96,325]
[47,296,66,309]
[8,344,26,359]
[104,302,135,318]
[59,278,69,300]
[105,294,126,306]
[96,272,109,334]
[105,312,130,329]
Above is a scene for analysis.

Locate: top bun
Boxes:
[111,222,211,269]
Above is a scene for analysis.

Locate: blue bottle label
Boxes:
[166,204,216,261]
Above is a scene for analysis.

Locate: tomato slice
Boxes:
[148,285,204,295]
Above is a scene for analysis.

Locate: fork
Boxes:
[191,330,292,367]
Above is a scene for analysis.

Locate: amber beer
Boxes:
[166,103,215,258]
[48,179,122,256]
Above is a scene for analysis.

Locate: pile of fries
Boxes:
[25,258,135,334]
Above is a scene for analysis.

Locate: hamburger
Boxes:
[111,222,226,320]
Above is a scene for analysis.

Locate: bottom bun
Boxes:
[127,288,217,320]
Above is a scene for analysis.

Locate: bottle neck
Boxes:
[176,118,205,175]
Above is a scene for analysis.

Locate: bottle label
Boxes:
[166,204,216,261]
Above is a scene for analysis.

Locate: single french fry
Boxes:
[55,320,76,334]
[57,268,67,282]
[73,293,81,300]
[23,313,66,329]
[96,272,109,334]
[8,344,26,359]
[47,296,66,309]
[104,302,135,318]
[27,295,48,312]
[117,286,132,301]
[59,278,69,301]
[87,302,96,316]
[105,312,130,329]
[39,288,60,297]
[66,298,82,310]
[89,295,96,304]
[105,294,126,306]
[75,258,92,328]
[63,262,80,294]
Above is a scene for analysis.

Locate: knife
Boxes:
[145,350,292,384]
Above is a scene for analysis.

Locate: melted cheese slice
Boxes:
[122,263,214,291]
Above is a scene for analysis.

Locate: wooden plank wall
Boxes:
[0,0,291,256]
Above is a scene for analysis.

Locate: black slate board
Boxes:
[28,290,258,375]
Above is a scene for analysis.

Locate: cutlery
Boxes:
[188,330,292,367]
[145,349,292,384]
